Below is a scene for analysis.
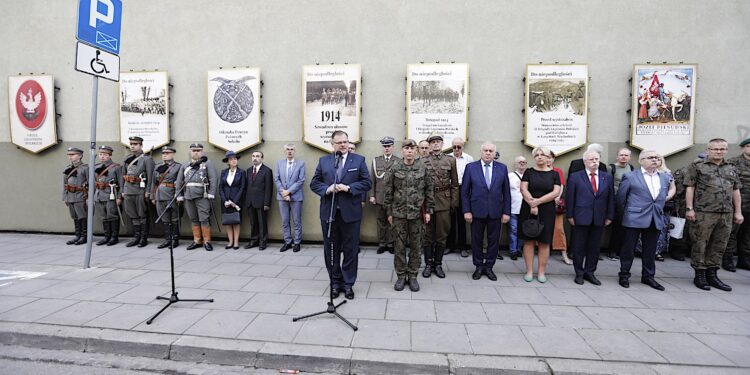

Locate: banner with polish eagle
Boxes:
[7,75,58,153]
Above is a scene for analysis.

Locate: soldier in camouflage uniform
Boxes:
[724,138,750,271]
[121,136,155,248]
[93,145,123,246]
[685,138,743,291]
[151,146,183,249]
[177,143,218,251]
[62,147,89,245]
[370,136,400,254]
[422,132,459,278]
[384,139,434,292]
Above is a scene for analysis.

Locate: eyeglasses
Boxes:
[708,148,728,152]
[332,141,349,145]
[419,147,430,149]
[191,150,201,152]
[642,156,659,160]
[517,161,527,164]
[452,145,462,149]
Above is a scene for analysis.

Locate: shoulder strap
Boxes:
[97,163,118,180]
[128,154,145,168]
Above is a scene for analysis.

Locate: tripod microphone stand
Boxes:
[293,152,357,331]
[147,167,213,325]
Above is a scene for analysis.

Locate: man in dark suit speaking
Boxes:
[310,131,372,299]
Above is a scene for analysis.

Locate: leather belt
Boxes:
[123,175,141,183]
[160,182,176,188]
[186,182,203,187]
[95,182,109,189]
[64,184,85,192]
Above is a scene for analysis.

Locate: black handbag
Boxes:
[221,211,241,225]
[522,214,544,238]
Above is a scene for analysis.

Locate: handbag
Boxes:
[668,216,686,239]
[555,198,566,214]
[221,211,241,225]
[522,214,545,238]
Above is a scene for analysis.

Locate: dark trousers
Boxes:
[321,210,360,288]
[471,217,500,269]
[448,197,467,250]
[620,222,659,278]
[249,206,268,243]
[571,225,605,277]
[608,217,625,255]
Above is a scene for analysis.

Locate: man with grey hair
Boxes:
[448,137,474,256]
[567,143,607,181]
[274,143,305,252]
[507,155,527,260]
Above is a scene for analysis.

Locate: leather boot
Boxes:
[157,227,171,248]
[170,224,180,248]
[67,220,81,245]
[394,276,406,291]
[693,269,710,291]
[138,222,149,247]
[74,219,88,245]
[186,225,202,250]
[706,267,732,291]
[96,221,111,246]
[126,224,141,247]
[722,254,737,272]
[422,260,433,278]
[201,226,213,251]
[737,257,750,271]
[433,245,446,278]
[107,220,120,246]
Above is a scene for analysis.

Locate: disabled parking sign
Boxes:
[77,0,122,54]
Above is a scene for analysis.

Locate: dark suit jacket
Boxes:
[219,168,246,206]
[310,152,372,223]
[245,164,273,208]
[566,169,615,226]
[461,160,511,219]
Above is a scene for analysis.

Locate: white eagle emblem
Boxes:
[19,88,42,114]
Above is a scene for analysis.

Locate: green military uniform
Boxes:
[62,147,88,245]
[422,133,459,278]
[370,136,400,253]
[121,136,155,247]
[384,141,434,290]
[684,157,741,292]
[725,148,750,271]
[93,145,123,246]
[152,146,183,249]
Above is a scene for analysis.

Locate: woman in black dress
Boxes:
[519,146,561,283]
[219,151,246,249]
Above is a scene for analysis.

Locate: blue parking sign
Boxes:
[77,0,122,54]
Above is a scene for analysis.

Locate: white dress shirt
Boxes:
[508,171,523,215]
[641,167,661,200]
[451,153,474,185]
[227,168,236,185]
[586,169,599,194]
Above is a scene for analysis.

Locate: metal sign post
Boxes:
[83,76,98,268]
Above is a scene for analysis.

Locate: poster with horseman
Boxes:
[630,64,697,156]
[118,71,170,152]
[524,64,588,156]
[406,63,468,150]
[7,75,58,153]
[207,67,262,152]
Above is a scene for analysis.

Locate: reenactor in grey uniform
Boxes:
[685,138,743,291]
[422,132,459,278]
[62,147,89,245]
[384,139,434,292]
[151,146,183,249]
[177,143,218,251]
[121,136,155,248]
[724,137,750,271]
[369,136,400,254]
[93,145,123,246]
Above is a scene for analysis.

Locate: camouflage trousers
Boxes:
[392,217,423,277]
[725,210,750,260]
[690,212,732,269]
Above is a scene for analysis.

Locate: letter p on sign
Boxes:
[89,0,114,27]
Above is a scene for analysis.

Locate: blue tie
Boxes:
[484,163,491,188]
[336,157,344,181]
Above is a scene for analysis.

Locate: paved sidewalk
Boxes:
[0,232,749,374]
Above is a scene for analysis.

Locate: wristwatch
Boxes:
[686,207,693,211]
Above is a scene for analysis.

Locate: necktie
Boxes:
[336,158,344,181]
[252,167,257,180]
[286,162,292,181]
[590,172,597,194]
[484,163,491,188]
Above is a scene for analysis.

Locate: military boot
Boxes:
[157,226,171,249]
[408,277,420,292]
[126,224,141,247]
[74,219,88,245]
[737,257,750,271]
[693,269,711,291]
[138,223,149,248]
[170,225,180,248]
[107,221,120,246]
[186,225,202,250]
[722,254,737,272]
[66,220,81,245]
[433,246,446,278]
[96,221,111,246]
[422,259,433,278]
[394,276,406,291]
[706,267,732,291]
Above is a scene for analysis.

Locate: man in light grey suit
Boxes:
[274,143,305,253]
[616,149,672,290]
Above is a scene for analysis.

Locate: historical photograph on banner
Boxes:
[119,71,169,152]
[406,63,468,148]
[303,64,361,152]
[207,68,261,152]
[631,64,697,156]
[524,64,588,156]
[7,75,58,153]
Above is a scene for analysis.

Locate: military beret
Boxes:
[128,136,144,143]
[697,152,707,159]
[189,143,204,150]
[161,146,176,153]
[402,139,417,148]
[426,132,443,142]
[380,136,395,146]
[740,138,750,147]
[66,147,84,155]
[97,145,114,154]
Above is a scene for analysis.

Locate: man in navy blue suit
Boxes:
[461,142,511,281]
[566,150,615,286]
[310,131,372,299]
[616,149,672,290]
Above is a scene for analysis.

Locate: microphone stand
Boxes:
[293,152,357,331]
[147,164,213,324]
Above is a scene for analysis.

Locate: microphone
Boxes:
[333,151,343,169]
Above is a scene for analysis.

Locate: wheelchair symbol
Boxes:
[90,50,110,74]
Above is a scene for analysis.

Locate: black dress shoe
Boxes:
[460,250,470,258]
[259,241,267,250]
[344,287,354,299]
[510,253,518,261]
[244,241,259,249]
[186,242,201,250]
[641,277,665,291]
[484,268,498,281]
[584,274,601,286]
[496,254,504,260]
[204,242,213,251]
[472,268,482,280]
[331,287,342,298]
[618,277,630,288]
[280,243,292,252]
[293,243,301,252]
[574,276,584,285]
[434,266,446,278]
[377,246,387,254]
[233,246,239,250]
[225,245,233,250]
[388,246,394,254]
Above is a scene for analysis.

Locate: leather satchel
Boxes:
[221,211,241,225]
[522,214,544,238]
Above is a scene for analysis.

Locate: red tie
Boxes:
[252,168,257,180]
[590,172,597,194]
